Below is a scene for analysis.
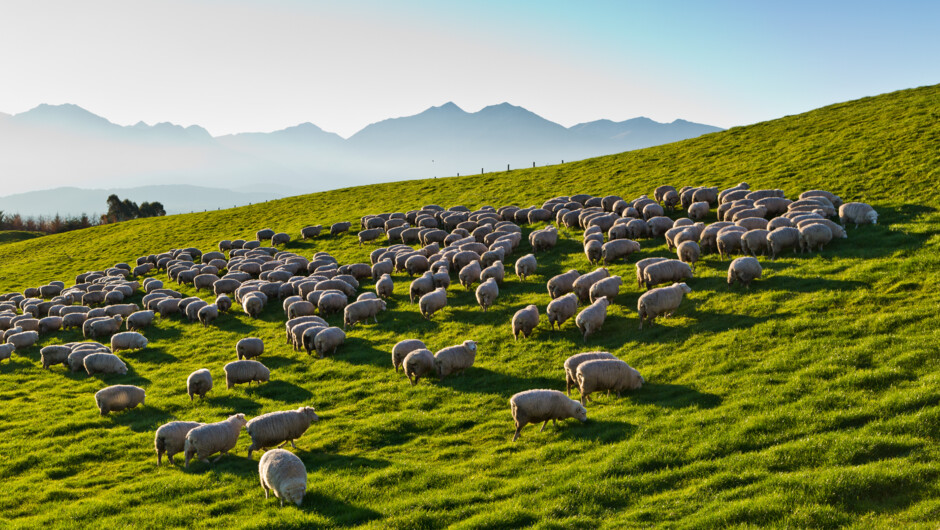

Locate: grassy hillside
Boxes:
[1,84,939,528]
[0,230,43,245]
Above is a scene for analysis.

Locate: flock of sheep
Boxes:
[0,181,877,507]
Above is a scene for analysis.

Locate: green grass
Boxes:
[0,230,43,245]
[1,84,940,528]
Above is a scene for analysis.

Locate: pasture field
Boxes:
[0,84,938,528]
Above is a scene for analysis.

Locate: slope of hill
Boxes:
[0,84,937,528]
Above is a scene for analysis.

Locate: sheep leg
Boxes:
[540,420,549,432]
[212,452,226,463]
[512,424,523,442]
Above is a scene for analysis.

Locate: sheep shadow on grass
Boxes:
[122,345,177,365]
[440,366,559,399]
[631,383,722,409]
[207,394,264,415]
[0,359,32,373]
[558,418,637,444]
[109,405,174,433]
[245,379,313,403]
[300,490,382,525]
[330,337,392,369]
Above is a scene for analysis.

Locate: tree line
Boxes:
[0,194,167,235]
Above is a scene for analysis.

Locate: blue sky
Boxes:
[1,0,936,137]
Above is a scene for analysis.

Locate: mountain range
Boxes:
[0,102,721,214]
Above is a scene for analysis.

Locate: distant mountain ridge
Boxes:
[0,102,722,199]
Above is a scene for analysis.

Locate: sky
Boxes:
[0,0,937,138]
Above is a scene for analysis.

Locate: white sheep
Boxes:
[126,310,154,331]
[155,421,204,465]
[314,327,346,357]
[688,201,709,220]
[259,449,307,507]
[187,368,213,401]
[458,261,482,290]
[344,298,387,328]
[563,351,618,395]
[94,384,146,415]
[575,296,610,342]
[434,340,477,380]
[547,293,578,331]
[184,413,248,467]
[7,330,39,350]
[509,389,587,442]
[475,278,499,312]
[392,339,426,372]
[589,276,622,304]
[576,359,644,405]
[514,254,537,280]
[403,348,436,385]
[376,274,394,299]
[418,287,447,320]
[0,343,13,363]
[637,282,692,329]
[798,223,833,252]
[676,240,701,271]
[642,260,693,289]
[767,226,800,259]
[601,239,640,265]
[511,305,539,340]
[246,406,320,458]
[572,268,610,303]
[728,257,763,289]
[237,337,265,360]
[224,360,270,388]
[547,269,580,299]
[198,304,219,327]
[83,352,127,376]
[409,272,435,303]
[110,331,148,352]
[480,261,505,285]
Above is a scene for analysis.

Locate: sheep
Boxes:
[187,368,213,401]
[576,359,644,405]
[271,233,290,246]
[37,316,62,334]
[246,406,320,458]
[511,305,539,340]
[799,223,833,252]
[236,337,265,360]
[111,331,148,352]
[198,304,219,328]
[126,310,154,332]
[575,296,609,342]
[402,348,436,385]
[458,261,482,290]
[740,229,770,256]
[736,217,768,231]
[94,384,146,415]
[84,315,123,338]
[376,274,394,299]
[184,413,248,467]
[344,298,387,328]
[409,272,435,304]
[529,225,558,252]
[62,312,88,330]
[546,292,578,331]
[155,421,204,465]
[572,268,610,303]
[0,343,13,363]
[216,294,232,313]
[688,201,709,220]
[547,269,580,299]
[475,277,499,312]
[716,229,744,258]
[767,226,801,259]
[480,261,505,285]
[405,254,430,277]
[800,190,843,208]
[358,228,383,247]
[40,345,71,369]
[317,292,347,317]
[637,282,692,329]
[601,239,640,265]
[330,221,352,236]
[767,217,794,231]
[676,240,701,271]
[418,287,448,320]
[584,240,602,264]
[7,330,39,350]
[259,449,307,507]
[515,254,537,280]
[314,327,346,357]
[728,257,763,288]
[392,339,427,372]
[509,389,587,442]
[642,259,693,290]
[224,360,270,388]
[634,257,668,289]
[589,276,622,304]
[434,340,477,380]
[301,225,322,239]
[83,352,127,375]
[287,301,316,320]
[563,351,618,395]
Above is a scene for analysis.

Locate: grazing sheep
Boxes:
[126,310,154,332]
[767,226,801,259]
[330,222,352,236]
[83,352,127,376]
[716,229,744,258]
[237,337,265,360]
[271,233,290,246]
[403,348,436,385]
[259,449,308,507]
[246,406,320,458]
[187,368,213,401]
[392,339,426,372]
[215,294,232,313]
[511,305,540,340]
[688,201,709,220]
[243,295,266,318]
[515,254,537,280]
[40,345,71,369]
[85,315,124,339]
[198,304,219,328]
[676,240,701,271]
[358,228,383,247]
[224,360,270,388]
[589,276,622,304]
[418,288,447,320]
[434,340,477,380]
[0,343,13,363]
[94,384,146,415]
[643,259,693,289]
[316,292,347,317]
[728,257,763,288]
[38,316,62,334]
[576,359,644,405]
[509,389,587,442]
[409,272,435,304]
[458,261,482,290]
[547,293,578,330]
[475,277,499,312]
[575,296,610,342]
[547,269,580,299]
[480,261,505,285]
[584,240,602,264]
[740,229,771,256]
[155,421,204,465]
[637,282,692,329]
[798,223,833,252]
[301,225,322,239]
[344,298,387,328]
[7,330,39,350]
[572,268,610,303]
[111,331,148,352]
[601,239,641,265]
[314,327,346,357]
[563,351,618,395]
[184,413,248,467]
[376,274,394,299]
